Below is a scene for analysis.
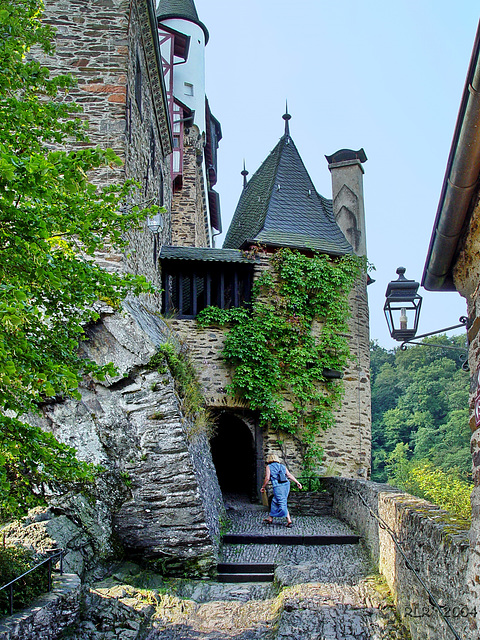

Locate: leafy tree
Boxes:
[370,335,470,483]
[0,0,157,519]
[385,444,471,522]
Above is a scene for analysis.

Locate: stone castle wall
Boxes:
[322,277,371,478]
[171,127,209,247]
[40,0,171,303]
[168,257,371,479]
[41,0,129,182]
[123,0,172,305]
[452,193,480,638]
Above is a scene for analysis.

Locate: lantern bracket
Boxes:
[399,316,469,370]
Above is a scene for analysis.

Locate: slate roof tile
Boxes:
[223,134,352,256]
[160,246,256,263]
[156,0,209,42]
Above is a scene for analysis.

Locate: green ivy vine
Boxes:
[197,248,364,470]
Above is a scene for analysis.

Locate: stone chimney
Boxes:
[326,149,368,256]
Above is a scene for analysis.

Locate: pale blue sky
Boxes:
[194,0,479,347]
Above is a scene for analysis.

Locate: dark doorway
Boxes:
[210,413,256,498]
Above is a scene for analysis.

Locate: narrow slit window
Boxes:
[135,52,142,116]
[150,126,156,175]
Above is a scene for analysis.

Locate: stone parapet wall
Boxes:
[0,573,81,640]
[325,477,473,640]
[288,491,333,516]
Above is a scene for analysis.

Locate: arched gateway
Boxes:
[210,413,258,499]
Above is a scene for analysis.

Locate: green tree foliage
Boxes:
[198,248,363,469]
[386,443,471,522]
[0,0,157,519]
[0,545,49,614]
[371,335,471,489]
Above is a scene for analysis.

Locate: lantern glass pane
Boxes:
[389,307,417,333]
[384,294,422,341]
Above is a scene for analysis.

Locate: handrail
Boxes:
[0,549,64,616]
[296,475,324,491]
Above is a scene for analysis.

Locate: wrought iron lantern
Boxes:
[384,267,422,341]
[147,213,163,235]
[384,266,469,368]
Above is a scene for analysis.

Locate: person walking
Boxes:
[261,454,302,527]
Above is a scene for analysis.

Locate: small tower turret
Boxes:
[157,0,222,246]
[157,0,208,133]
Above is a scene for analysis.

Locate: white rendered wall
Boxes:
[161,18,206,134]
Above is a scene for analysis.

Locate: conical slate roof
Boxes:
[156,0,209,42]
[223,129,353,256]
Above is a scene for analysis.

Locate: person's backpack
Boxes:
[277,465,288,483]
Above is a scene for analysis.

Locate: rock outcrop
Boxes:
[19,301,224,577]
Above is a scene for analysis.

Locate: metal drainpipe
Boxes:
[423,21,480,291]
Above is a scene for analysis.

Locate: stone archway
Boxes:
[210,413,256,499]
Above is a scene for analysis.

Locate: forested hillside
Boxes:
[370,335,471,486]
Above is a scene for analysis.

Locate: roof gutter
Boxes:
[422,20,480,291]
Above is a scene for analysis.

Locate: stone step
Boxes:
[217,562,275,574]
[221,533,360,545]
[216,572,275,583]
[217,563,275,583]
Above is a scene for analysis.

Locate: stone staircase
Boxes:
[67,496,411,639]
[198,497,411,639]
[218,504,360,584]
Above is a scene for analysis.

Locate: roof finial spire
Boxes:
[241,159,249,189]
[283,100,291,136]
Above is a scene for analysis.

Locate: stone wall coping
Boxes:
[325,477,470,546]
[0,573,81,638]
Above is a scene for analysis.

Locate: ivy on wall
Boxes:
[197,248,364,470]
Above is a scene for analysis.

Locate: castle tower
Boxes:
[157,0,222,247]
[222,114,371,478]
